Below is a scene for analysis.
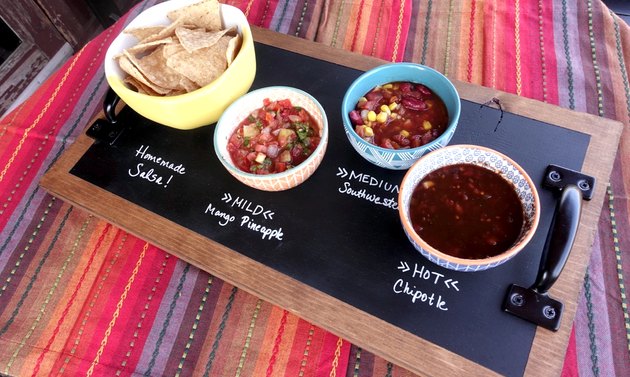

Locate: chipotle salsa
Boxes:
[409,163,525,259]
[227,98,320,174]
[349,81,449,149]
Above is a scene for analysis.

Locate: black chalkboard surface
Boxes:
[71,43,590,376]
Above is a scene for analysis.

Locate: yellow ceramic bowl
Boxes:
[214,86,329,191]
[104,0,256,129]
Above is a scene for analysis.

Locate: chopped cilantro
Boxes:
[294,122,311,141]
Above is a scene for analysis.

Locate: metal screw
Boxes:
[578,179,591,191]
[542,305,556,319]
[548,170,562,182]
[510,293,525,307]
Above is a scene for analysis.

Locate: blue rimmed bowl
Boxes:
[341,63,461,170]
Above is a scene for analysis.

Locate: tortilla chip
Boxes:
[166,35,230,87]
[178,75,201,92]
[117,54,171,95]
[123,48,185,91]
[175,26,233,53]
[167,0,222,31]
[139,18,183,44]
[125,37,175,55]
[124,76,161,96]
[166,89,188,97]
[124,26,166,41]
[160,42,186,57]
[226,33,241,66]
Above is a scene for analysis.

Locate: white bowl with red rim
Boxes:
[398,144,541,272]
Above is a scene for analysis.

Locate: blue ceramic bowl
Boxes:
[341,63,461,170]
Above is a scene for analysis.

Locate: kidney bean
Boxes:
[410,134,423,148]
[349,110,363,125]
[392,134,411,146]
[401,96,428,111]
[399,82,413,92]
[381,138,395,149]
[365,91,383,102]
[421,132,434,145]
[416,84,432,97]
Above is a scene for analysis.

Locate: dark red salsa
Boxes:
[409,163,525,259]
[349,81,449,149]
[227,98,321,174]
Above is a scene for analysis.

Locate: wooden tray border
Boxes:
[40,28,623,376]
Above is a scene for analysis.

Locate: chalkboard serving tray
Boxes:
[41,28,622,377]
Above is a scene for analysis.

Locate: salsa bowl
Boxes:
[341,63,460,170]
[398,145,540,272]
[104,0,256,129]
[214,86,329,191]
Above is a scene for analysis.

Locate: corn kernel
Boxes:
[364,126,374,137]
[380,104,391,114]
[358,96,368,103]
[400,130,410,137]
[376,112,388,123]
[423,120,432,130]
[382,83,393,89]
[367,111,377,122]
[389,102,398,111]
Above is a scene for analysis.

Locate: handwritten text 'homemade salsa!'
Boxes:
[349,82,449,149]
[227,98,321,174]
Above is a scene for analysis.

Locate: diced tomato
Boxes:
[275,161,287,172]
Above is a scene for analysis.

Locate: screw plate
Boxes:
[543,164,595,200]
[502,284,563,331]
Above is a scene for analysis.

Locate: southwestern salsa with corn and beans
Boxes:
[227,98,321,174]
[348,82,449,149]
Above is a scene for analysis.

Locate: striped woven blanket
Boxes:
[0,0,628,376]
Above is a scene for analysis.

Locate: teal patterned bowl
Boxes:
[341,63,461,170]
[398,145,541,272]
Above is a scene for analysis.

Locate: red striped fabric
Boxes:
[0,0,628,376]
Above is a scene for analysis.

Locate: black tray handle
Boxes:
[104,87,120,124]
[85,87,125,145]
[531,184,582,294]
